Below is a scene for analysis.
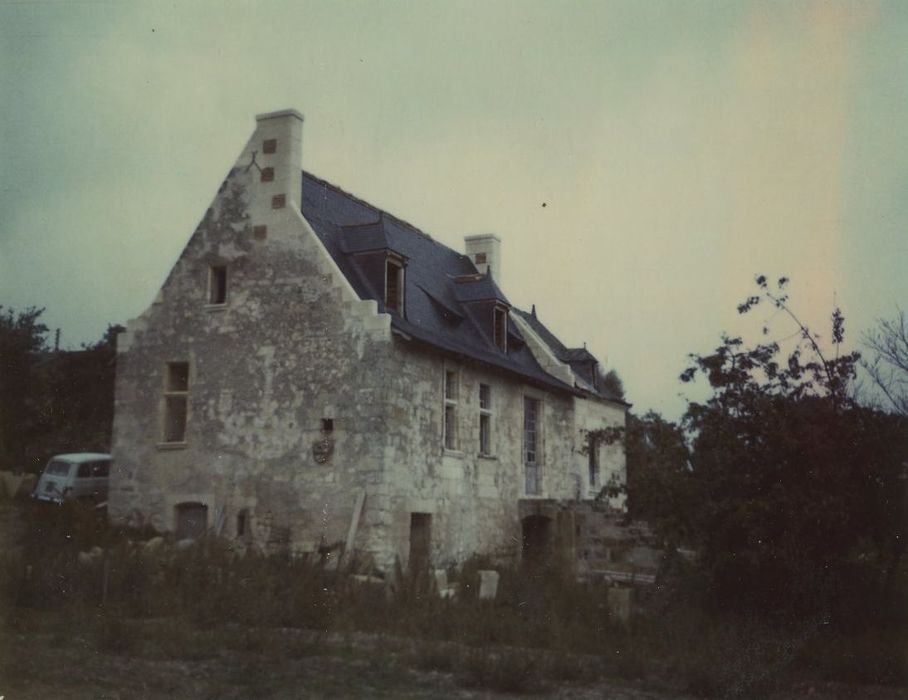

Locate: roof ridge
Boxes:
[303,170,436,243]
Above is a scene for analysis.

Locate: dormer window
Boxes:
[493,305,507,352]
[385,257,404,314]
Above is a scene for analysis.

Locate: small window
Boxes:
[208,265,227,305]
[493,306,507,352]
[237,509,249,538]
[163,362,189,443]
[166,362,189,392]
[77,463,92,478]
[445,371,458,402]
[271,194,286,209]
[479,384,492,456]
[444,369,458,450]
[322,418,334,433]
[588,441,599,487]
[385,259,404,313]
[260,167,274,183]
[262,138,277,154]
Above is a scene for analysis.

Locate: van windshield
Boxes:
[46,460,72,477]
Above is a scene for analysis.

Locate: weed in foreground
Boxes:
[460,648,545,695]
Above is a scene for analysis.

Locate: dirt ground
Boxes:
[3,616,907,700]
[0,622,681,700]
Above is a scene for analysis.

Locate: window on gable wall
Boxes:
[493,306,507,351]
[385,258,404,313]
[162,362,189,443]
[208,265,227,305]
[479,384,492,456]
[444,369,458,450]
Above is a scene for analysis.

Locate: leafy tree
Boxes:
[598,368,625,401]
[0,306,122,473]
[34,324,123,467]
[679,277,907,618]
[0,306,49,471]
[624,411,693,535]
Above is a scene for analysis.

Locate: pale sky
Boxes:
[1,0,906,419]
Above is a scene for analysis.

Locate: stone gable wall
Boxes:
[110,112,395,569]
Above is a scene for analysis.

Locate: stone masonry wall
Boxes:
[110,109,628,574]
[377,341,626,570]
[110,111,397,569]
[573,396,627,505]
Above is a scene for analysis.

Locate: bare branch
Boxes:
[862,307,908,415]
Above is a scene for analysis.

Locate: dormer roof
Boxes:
[338,216,408,259]
[452,274,509,305]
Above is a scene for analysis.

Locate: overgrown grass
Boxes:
[2,500,906,696]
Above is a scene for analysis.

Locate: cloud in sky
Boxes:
[1,0,905,419]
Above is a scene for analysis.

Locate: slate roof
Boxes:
[513,308,626,403]
[300,171,617,399]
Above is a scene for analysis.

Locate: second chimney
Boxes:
[464,234,501,283]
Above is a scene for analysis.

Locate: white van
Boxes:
[33,453,111,504]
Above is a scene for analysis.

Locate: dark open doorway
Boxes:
[409,513,432,575]
[521,514,552,569]
[175,502,208,539]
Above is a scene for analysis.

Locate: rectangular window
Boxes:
[479,384,492,455]
[385,259,403,313]
[493,306,507,351]
[444,369,458,450]
[588,441,599,487]
[524,397,540,495]
[163,362,189,443]
[208,265,227,305]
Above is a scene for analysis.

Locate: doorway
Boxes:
[175,502,208,539]
[409,513,432,575]
[521,514,551,569]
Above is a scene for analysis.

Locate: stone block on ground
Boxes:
[607,586,633,624]
[478,569,499,600]
[434,569,457,598]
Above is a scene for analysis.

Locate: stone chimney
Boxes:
[252,109,303,209]
[464,234,501,283]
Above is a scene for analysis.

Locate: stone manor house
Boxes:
[109,109,628,574]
